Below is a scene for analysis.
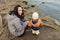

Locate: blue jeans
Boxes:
[32,26,40,30]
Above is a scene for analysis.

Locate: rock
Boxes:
[42,16,60,31]
[0,7,6,11]
[0,15,2,28]
[43,16,54,22]
[0,11,8,15]
[24,6,30,9]
[54,19,60,26]
[22,1,28,5]
[0,28,4,36]
[0,27,12,40]
[43,23,60,31]
[31,4,36,7]
[42,2,45,4]
[43,23,55,29]
[42,16,55,25]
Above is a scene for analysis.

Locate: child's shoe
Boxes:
[35,30,40,35]
[32,30,36,34]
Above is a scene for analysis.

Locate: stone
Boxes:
[42,2,45,4]
[54,19,60,26]
[22,1,28,5]
[42,16,55,24]
[31,4,36,8]
[0,15,2,28]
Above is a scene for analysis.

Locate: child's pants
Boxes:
[31,27,40,35]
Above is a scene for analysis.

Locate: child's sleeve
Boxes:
[28,20,32,28]
[39,19,43,26]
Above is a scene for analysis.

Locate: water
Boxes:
[24,0,60,21]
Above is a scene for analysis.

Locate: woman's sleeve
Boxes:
[8,18,26,36]
[39,19,43,26]
[28,20,32,27]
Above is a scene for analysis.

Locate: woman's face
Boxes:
[18,7,23,15]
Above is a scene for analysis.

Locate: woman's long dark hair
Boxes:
[9,5,24,20]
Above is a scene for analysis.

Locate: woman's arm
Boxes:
[8,18,26,36]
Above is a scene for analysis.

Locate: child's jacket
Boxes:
[28,18,43,28]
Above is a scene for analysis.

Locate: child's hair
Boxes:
[32,12,39,19]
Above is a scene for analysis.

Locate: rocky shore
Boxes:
[0,0,60,40]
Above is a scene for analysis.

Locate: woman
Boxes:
[6,5,29,36]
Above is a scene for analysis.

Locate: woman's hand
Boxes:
[27,21,29,23]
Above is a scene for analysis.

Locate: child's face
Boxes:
[32,19,38,24]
